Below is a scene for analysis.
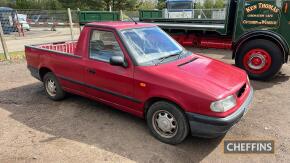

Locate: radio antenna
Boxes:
[128,16,138,25]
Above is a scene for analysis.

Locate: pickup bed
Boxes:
[25,22,253,144]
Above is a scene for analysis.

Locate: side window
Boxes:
[89,30,124,62]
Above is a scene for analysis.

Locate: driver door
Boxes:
[84,28,136,109]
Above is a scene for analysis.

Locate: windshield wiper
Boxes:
[155,51,183,66]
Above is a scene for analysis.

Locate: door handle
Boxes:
[87,68,96,74]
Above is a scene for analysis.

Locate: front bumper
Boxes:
[186,87,254,138]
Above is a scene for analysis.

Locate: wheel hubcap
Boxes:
[243,49,272,74]
[152,110,178,138]
[248,54,266,70]
[46,79,56,96]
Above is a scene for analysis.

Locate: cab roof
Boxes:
[86,21,156,30]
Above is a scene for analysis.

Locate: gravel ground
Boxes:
[0,49,289,163]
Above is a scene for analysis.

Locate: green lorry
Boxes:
[79,0,290,80]
[78,11,120,25]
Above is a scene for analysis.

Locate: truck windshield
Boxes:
[121,27,184,65]
[168,2,193,10]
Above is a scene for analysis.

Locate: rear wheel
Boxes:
[43,72,66,101]
[235,39,283,80]
[146,101,189,145]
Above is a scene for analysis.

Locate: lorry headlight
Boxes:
[210,95,237,112]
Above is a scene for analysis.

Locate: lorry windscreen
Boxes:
[168,2,193,10]
[120,27,183,65]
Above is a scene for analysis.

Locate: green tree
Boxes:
[115,0,129,10]
[214,0,225,8]
[203,0,214,9]
[102,0,111,11]
[0,0,15,7]
[15,0,29,9]
[194,2,203,9]
[137,1,157,10]
[157,0,166,10]
[46,0,62,10]
[14,0,137,10]
[85,0,105,10]
[15,0,62,9]
[125,0,138,10]
[102,0,137,11]
[58,0,103,10]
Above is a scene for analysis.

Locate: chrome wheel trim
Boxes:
[46,79,57,97]
[247,54,266,70]
[152,110,178,138]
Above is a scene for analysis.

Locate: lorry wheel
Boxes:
[146,101,189,145]
[236,39,283,80]
[43,72,66,101]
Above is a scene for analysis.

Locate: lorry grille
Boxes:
[237,84,246,98]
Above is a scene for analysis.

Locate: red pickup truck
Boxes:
[25,22,253,144]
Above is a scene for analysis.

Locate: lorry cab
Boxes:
[164,0,194,18]
[166,0,194,11]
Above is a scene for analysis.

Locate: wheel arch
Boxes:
[143,96,186,119]
[39,67,53,81]
[233,31,289,63]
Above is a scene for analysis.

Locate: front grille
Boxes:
[237,84,247,98]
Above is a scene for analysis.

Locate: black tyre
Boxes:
[146,101,189,145]
[235,39,283,80]
[43,72,66,101]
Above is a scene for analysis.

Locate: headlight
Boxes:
[210,95,237,112]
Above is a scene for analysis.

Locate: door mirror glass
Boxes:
[110,56,127,67]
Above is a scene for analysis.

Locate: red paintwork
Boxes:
[243,49,272,74]
[171,34,232,49]
[87,21,154,30]
[200,38,232,49]
[25,22,251,119]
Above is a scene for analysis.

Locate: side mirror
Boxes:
[109,56,128,67]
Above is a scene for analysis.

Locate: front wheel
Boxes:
[235,39,283,80]
[146,101,189,145]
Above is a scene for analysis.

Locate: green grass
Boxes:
[0,51,25,61]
